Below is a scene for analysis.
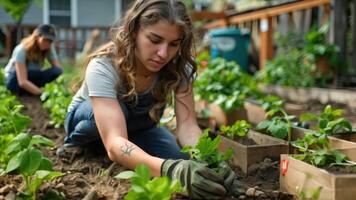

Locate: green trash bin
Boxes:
[209,28,250,72]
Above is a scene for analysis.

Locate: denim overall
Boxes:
[64,90,189,159]
[6,67,63,95]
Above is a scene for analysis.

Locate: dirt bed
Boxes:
[1,96,355,200]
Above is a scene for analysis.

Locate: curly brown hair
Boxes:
[85,0,196,122]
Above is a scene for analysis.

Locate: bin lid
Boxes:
[209,28,241,36]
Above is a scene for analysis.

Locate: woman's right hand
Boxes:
[161,159,227,199]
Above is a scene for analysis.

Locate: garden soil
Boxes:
[2,96,356,200]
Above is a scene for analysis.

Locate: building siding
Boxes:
[77,0,116,27]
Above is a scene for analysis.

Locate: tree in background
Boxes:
[0,0,40,44]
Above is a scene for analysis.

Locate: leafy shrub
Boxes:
[194,57,261,113]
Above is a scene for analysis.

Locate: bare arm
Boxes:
[175,84,202,147]
[91,97,164,176]
[15,62,42,95]
[50,59,61,68]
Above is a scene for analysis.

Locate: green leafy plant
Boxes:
[40,76,72,128]
[299,105,353,135]
[256,97,295,141]
[256,49,316,87]
[256,24,341,88]
[0,95,31,135]
[115,164,183,200]
[304,24,339,64]
[292,132,349,167]
[181,129,233,171]
[3,133,64,200]
[292,107,355,168]
[194,57,261,113]
[220,120,251,140]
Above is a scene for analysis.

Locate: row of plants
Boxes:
[256,24,340,88]
[40,74,73,128]
[0,70,63,200]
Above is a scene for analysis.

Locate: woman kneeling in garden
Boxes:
[4,24,63,95]
[59,0,243,198]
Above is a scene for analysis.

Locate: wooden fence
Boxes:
[194,0,356,76]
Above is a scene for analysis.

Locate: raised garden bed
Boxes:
[291,127,356,150]
[260,84,356,109]
[280,150,356,200]
[218,130,289,173]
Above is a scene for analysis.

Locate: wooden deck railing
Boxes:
[199,0,332,68]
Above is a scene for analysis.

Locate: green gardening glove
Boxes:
[161,159,227,199]
[217,162,246,197]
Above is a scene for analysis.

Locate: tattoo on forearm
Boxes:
[121,142,135,157]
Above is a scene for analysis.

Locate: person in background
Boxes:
[4,24,63,95]
[58,0,244,199]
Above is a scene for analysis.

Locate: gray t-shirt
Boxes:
[4,43,58,77]
[67,56,119,112]
[67,56,195,113]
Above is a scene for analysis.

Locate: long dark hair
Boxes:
[85,0,196,122]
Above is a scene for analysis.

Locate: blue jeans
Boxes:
[64,100,189,160]
[5,67,63,95]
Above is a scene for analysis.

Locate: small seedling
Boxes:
[220,120,251,140]
[181,129,233,172]
[115,164,183,200]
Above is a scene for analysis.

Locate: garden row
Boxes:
[0,70,64,200]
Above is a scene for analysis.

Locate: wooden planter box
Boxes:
[218,130,289,173]
[329,132,356,144]
[280,152,356,200]
[290,127,356,153]
[259,84,356,109]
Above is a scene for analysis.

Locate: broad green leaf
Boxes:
[31,135,54,147]
[256,120,272,130]
[38,157,53,171]
[331,150,347,164]
[115,171,137,179]
[5,150,24,173]
[35,170,63,181]
[19,148,42,176]
[5,133,31,155]
[268,122,288,139]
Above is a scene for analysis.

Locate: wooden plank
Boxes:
[259,16,273,68]
[228,0,331,25]
[203,0,331,29]
[202,19,228,29]
[191,11,226,21]
[219,130,288,173]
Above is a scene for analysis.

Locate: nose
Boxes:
[156,44,168,59]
